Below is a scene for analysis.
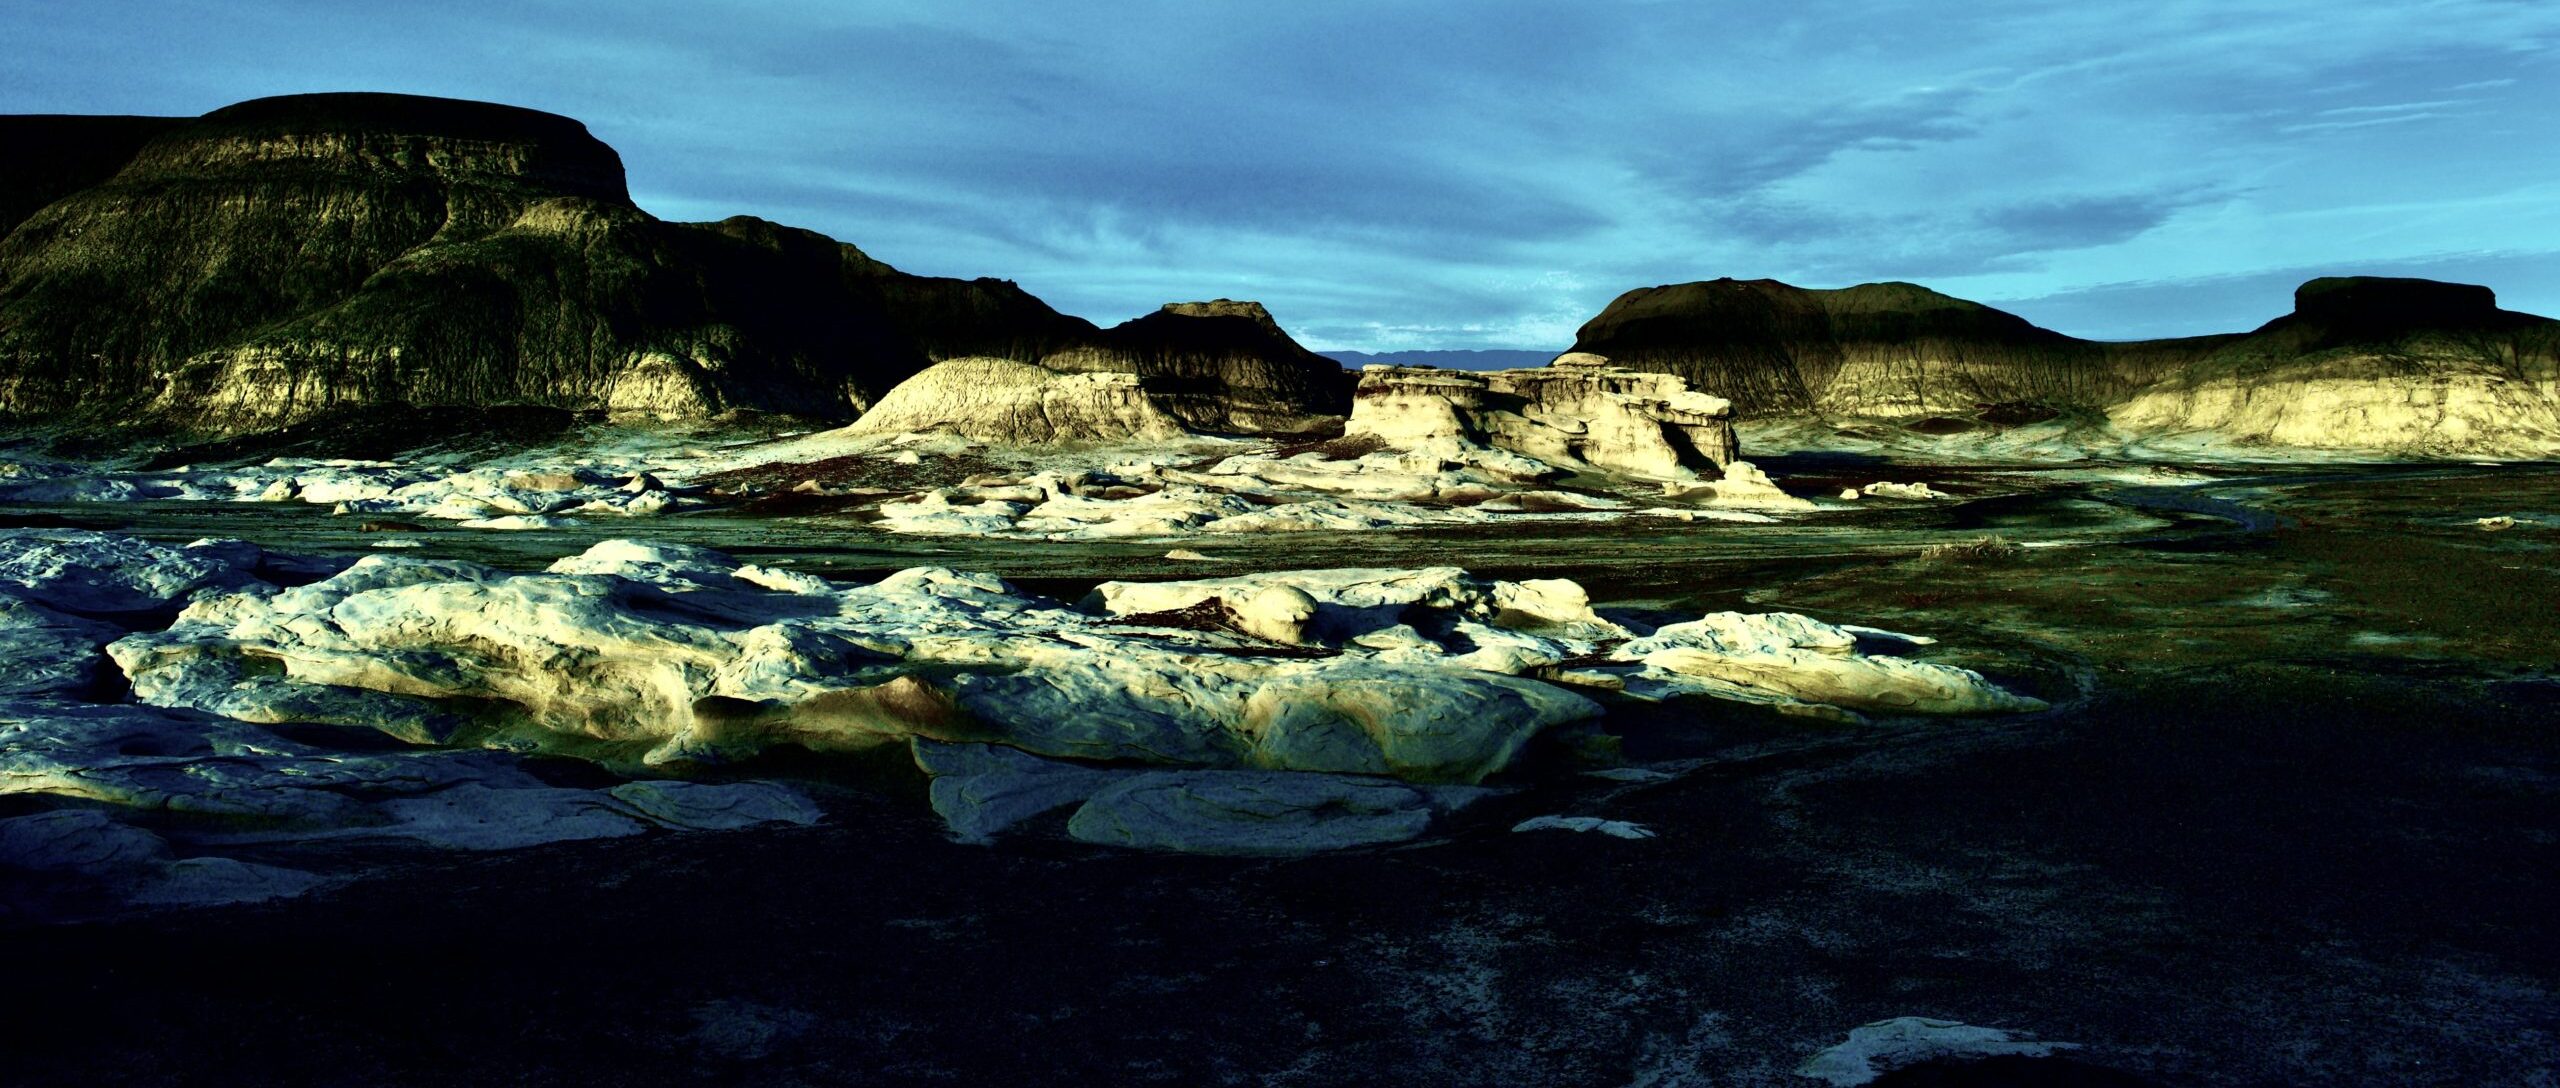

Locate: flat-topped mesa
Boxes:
[1,92,1089,432]
[127,92,631,205]
[2292,276,2498,327]
[1564,277,2193,420]
[1037,299,1353,434]
[2110,275,2560,455]
[1157,298,1283,327]
[1347,354,1740,477]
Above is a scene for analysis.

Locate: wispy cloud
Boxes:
[3,0,2557,346]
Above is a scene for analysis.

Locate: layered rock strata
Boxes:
[1565,278,2202,418]
[2108,277,2560,455]
[1038,300,1352,434]
[0,95,1351,436]
[1564,274,2560,455]
[1346,353,1740,476]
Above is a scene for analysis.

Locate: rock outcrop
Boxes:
[846,300,1351,442]
[0,93,936,430]
[1346,354,1739,476]
[849,357,1189,443]
[1565,273,2560,455]
[0,529,2046,901]
[1565,278,2205,418]
[2109,277,2560,455]
[1035,299,1352,434]
[0,95,1350,438]
[0,114,186,238]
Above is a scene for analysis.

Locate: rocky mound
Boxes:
[2110,277,2560,455]
[1561,279,1833,416]
[1346,353,1740,476]
[1038,299,1352,434]
[849,357,1189,443]
[1566,273,2560,455]
[1566,278,2209,418]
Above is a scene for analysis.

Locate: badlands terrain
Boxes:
[0,93,2554,1087]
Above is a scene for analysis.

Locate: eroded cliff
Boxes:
[1038,300,1352,434]
[1347,354,1739,476]
[1566,278,2221,419]
[1564,273,2560,455]
[2110,277,2560,455]
[0,95,1349,437]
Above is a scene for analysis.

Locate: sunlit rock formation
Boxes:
[2110,277,2560,455]
[0,529,2048,894]
[106,542,1608,782]
[1564,278,2195,419]
[1564,273,2560,456]
[848,357,1190,443]
[1346,353,1740,477]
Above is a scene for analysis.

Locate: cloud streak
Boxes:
[2,0,2556,346]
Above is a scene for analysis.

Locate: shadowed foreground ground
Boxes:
[4,466,2556,1086]
[7,660,2552,1086]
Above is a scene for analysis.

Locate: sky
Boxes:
[5,0,2558,350]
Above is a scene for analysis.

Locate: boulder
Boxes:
[1797,1017,2077,1086]
[1615,612,2046,715]
[0,809,323,911]
[1511,815,1657,839]
[1064,770,1491,856]
[911,740,1137,843]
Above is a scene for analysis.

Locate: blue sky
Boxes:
[5,0,2557,348]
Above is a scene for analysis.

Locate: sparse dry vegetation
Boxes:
[1920,534,2026,562]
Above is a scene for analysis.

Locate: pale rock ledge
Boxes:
[1346,354,1742,478]
[850,356,1189,444]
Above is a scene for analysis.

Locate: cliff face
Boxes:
[0,93,938,430]
[1572,273,2560,455]
[0,94,1349,437]
[0,115,186,238]
[1567,278,2229,419]
[1038,300,1352,434]
[1346,354,1739,477]
[2110,277,2560,455]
